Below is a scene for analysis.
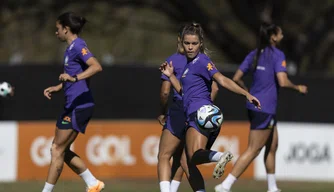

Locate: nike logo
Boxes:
[61,121,70,124]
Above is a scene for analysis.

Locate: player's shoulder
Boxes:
[71,38,88,52]
[271,47,285,58]
[166,52,186,62]
[195,53,212,65]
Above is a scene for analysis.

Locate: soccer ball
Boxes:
[0,82,12,97]
[196,104,223,132]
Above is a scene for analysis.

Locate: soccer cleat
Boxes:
[267,189,281,192]
[213,151,234,179]
[86,180,105,192]
[214,184,231,192]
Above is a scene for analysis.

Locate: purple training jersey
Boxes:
[181,53,219,116]
[63,38,94,109]
[161,53,187,101]
[239,46,287,114]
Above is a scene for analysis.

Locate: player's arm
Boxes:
[232,69,248,91]
[157,80,171,125]
[76,57,103,81]
[213,72,248,96]
[43,83,63,100]
[160,61,183,94]
[211,81,219,101]
[160,81,171,115]
[213,72,261,108]
[168,74,182,94]
[276,72,308,94]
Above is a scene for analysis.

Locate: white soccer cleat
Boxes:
[267,189,281,192]
[213,151,234,179]
[214,184,231,192]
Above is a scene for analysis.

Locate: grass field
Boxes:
[1,178,334,192]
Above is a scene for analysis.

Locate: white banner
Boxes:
[0,121,18,181]
[255,122,334,181]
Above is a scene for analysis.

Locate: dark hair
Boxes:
[253,22,280,70]
[181,22,209,55]
[57,12,87,35]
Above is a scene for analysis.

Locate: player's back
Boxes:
[246,46,286,114]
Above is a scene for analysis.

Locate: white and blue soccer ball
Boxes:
[0,82,12,97]
[196,104,223,132]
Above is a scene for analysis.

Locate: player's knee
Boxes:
[50,143,65,158]
[158,150,172,161]
[247,145,263,156]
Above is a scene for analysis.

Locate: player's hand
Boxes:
[246,93,261,110]
[43,86,61,100]
[59,73,75,82]
[298,85,308,94]
[159,61,174,77]
[157,115,167,126]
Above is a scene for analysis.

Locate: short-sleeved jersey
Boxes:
[63,38,94,109]
[239,46,287,114]
[181,53,219,116]
[161,53,187,101]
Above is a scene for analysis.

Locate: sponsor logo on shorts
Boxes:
[62,116,71,124]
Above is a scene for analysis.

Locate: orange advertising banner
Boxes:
[17,121,253,180]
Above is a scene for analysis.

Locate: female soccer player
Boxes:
[215,23,308,192]
[160,23,261,192]
[157,24,219,192]
[42,12,104,192]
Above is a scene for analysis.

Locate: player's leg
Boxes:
[42,128,78,192]
[184,127,208,192]
[71,106,105,192]
[170,140,186,192]
[264,126,280,192]
[158,129,182,192]
[64,148,101,189]
[219,110,274,191]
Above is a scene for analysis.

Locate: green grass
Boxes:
[1,178,334,192]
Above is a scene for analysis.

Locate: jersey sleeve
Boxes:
[274,52,287,73]
[75,43,94,63]
[239,50,256,73]
[199,58,219,80]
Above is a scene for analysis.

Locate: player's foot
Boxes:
[213,151,233,179]
[267,189,281,192]
[86,180,105,192]
[214,184,231,192]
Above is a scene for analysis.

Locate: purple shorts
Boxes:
[56,104,94,134]
[187,112,221,150]
[163,100,186,140]
[247,109,277,130]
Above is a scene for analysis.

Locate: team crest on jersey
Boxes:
[81,47,90,56]
[64,56,69,66]
[207,62,216,71]
[182,68,189,78]
[281,60,287,68]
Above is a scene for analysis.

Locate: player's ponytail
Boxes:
[253,22,280,70]
[57,12,87,35]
